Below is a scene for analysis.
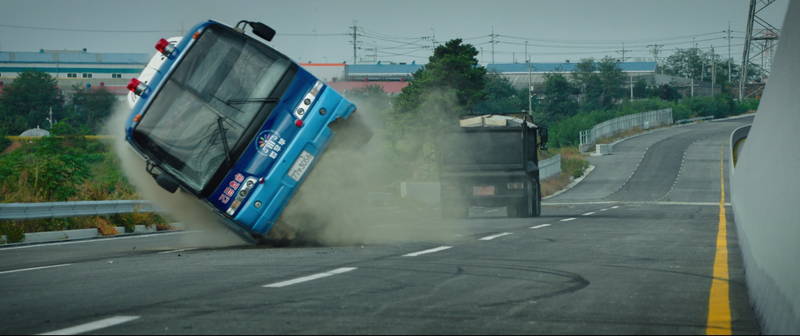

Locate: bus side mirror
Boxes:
[155,174,179,193]
[250,22,276,42]
[539,127,549,150]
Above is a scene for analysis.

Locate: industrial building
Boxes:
[0,49,672,97]
[0,49,149,96]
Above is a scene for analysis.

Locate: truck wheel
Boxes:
[532,180,542,217]
[516,179,541,217]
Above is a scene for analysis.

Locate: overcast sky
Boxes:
[0,0,789,64]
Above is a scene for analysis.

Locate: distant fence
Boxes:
[0,200,157,220]
[579,108,673,151]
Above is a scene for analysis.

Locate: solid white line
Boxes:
[403,246,452,257]
[529,224,551,229]
[582,211,596,216]
[479,232,513,241]
[560,217,577,222]
[39,315,140,335]
[0,231,196,251]
[157,248,197,254]
[0,263,72,275]
[263,267,357,288]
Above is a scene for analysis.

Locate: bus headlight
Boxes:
[226,177,258,216]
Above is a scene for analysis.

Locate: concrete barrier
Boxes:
[730,2,800,332]
[595,144,612,155]
[22,228,99,243]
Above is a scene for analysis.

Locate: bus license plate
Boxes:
[288,151,314,182]
[473,185,496,196]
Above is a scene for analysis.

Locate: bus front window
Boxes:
[133,24,291,193]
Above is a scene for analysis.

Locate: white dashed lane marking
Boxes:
[582,211,596,216]
[403,246,452,257]
[39,316,140,335]
[263,267,357,288]
[530,224,551,229]
[560,217,577,222]
[157,248,197,254]
[479,232,513,241]
[0,263,71,275]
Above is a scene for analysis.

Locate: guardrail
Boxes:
[675,116,714,124]
[579,108,673,151]
[0,200,157,220]
[539,154,561,180]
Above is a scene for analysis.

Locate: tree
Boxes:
[0,71,63,135]
[662,47,765,88]
[572,57,626,111]
[596,57,626,106]
[67,87,116,133]
[633,79,650,99]
[474,74,526,115]
[655,83,681,101]
[539,73,578,125]
[395,39,486,116]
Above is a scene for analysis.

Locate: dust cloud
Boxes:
[272,92,466,246]
[105,104,245,247]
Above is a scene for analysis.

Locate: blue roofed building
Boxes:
[336,61,666,93]
[486,61,660,89]
[0,49,148,96]
[345,62,423,81]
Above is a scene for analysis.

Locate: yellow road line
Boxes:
[706,148,732,335]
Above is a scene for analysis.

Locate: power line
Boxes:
[0,23,174,33]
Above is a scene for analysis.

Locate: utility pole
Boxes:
[711,45,716,96]
[490,26,497,64]
[630,75,634,100]
[349,22,359,64]
[47,107,54,129]
[647,44,664,74]
[525,40,532,117]
[616,42,629,62]
[726,22,732,83]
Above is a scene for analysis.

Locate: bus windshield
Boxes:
[133,24,292,193]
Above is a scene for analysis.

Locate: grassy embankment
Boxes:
[0,137,166,243]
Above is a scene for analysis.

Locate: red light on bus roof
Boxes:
[295,119,304,127]
[127,78,141,92]
[154,38,176,57]
[155,38,169,52]
[127,78,146,96]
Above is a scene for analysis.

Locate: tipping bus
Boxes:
[124,20,368,242]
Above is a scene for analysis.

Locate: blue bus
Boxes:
[124,20,367,242]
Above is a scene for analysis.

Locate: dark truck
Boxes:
[439,115,547,218]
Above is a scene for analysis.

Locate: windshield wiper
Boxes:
[216,117,233,165]
[226,97,280,105]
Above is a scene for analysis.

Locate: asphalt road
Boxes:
[0,117,759,334]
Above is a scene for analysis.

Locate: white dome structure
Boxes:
[19,126,50,137]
